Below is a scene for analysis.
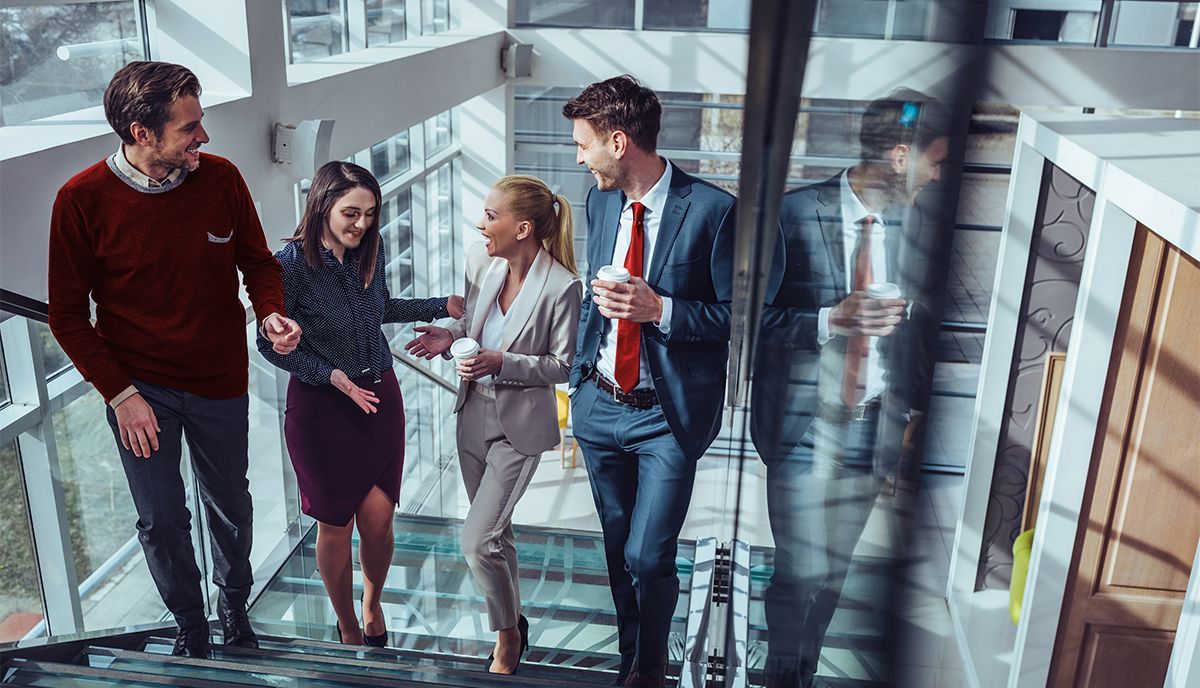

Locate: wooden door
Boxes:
[1048,225,1200,687]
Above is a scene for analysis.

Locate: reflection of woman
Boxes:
[405,176,582,674]
[257,162,464,646]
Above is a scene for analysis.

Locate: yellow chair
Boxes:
[1010,528,1035,625]
[555,389,579,468]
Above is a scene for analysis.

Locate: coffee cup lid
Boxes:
[866,282,902,299]
[450,338,480,358]
[598,265,631,281]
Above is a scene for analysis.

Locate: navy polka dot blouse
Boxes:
[257,240,449,386]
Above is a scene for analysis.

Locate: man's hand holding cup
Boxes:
[592,265,663,324]
[829,282,907,338]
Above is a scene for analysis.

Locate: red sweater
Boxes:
[48,153,286,402]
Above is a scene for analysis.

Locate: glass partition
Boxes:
[366,0,407,46]
[51,388,172,630]
[286,0,348,63]
[421,0,453,34]
[0,1,145,126]
[643,0,751,31]
[0,439,43,642]
[514,0,635,29]
[0,342,10,407]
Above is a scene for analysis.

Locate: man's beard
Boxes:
[152,144,199,173]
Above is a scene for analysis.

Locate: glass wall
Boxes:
[421,0,453,34]
[0,439,42,643]
[286,0,348,62]
[51,388,171,629]
[0,343,9,406]
[0,1,146,126]
[366,0,406,45]
[515,0,636,29]
[0,298,309,641]
[286,0,456,64]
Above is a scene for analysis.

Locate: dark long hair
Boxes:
[290,161,383,288]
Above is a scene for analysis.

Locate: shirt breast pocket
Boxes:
[204,228,236,271]
[207,229,234,244]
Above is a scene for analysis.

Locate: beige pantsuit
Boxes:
[449,243,583,631]
[456,387,540,630]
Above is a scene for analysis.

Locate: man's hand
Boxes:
[115,393,161,459]
[592,277,663,323]
[446,295,466,319]
[330,369,379,414]
[263,313,302,354]
[829,292,907,337]
[404,325,456,360]
[456,349,503,381]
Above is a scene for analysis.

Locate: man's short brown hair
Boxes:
[104,61,202,145]
[858,87,951,164]
[562,75,661,153]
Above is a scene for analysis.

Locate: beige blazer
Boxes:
[449,242,583,456]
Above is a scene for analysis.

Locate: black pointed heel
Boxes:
[361,593,388,648]
[487,614,529,675]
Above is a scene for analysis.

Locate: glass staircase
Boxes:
[1,515,698,687]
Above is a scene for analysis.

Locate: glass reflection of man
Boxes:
[751,89,952,688]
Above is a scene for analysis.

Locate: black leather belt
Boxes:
[587,370,659,409]
[817,399,882,423]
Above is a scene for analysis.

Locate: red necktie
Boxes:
[614,202,646,392]
[841,216,874,408]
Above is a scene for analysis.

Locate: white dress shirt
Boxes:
[595,158,675,391]
[817,170,889,404]
[480,296,508,352]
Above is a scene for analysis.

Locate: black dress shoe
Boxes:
[172,624,211,657]
[217,597,258,649]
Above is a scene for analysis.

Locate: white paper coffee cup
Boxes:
[866,282,902,300]
[450,338,493,385]
[597,265,631,283]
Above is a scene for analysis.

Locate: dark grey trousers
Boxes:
[105,378,254,630]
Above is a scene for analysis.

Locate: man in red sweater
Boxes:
[48,61,301,657]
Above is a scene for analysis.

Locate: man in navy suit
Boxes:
[563,75,735,688]
[751,90,954,688]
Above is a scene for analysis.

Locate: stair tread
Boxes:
[82,644,609,688]
[141,633,622,684]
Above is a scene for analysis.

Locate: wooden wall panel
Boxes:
[1049,225,1200,686]
[1097,246,1200,597]
[1075,625,1175,688]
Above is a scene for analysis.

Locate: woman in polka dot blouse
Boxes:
[256,161,464,647]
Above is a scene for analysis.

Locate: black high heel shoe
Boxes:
[361,594,388,648]
[488,614,529,674]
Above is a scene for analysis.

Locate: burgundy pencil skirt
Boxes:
[283,367,405,526]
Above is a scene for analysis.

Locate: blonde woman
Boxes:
[405,175,582,674]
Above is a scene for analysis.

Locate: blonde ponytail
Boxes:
[492,175,578,275]
[546,194,578,276]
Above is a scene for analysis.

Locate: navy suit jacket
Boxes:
[570,163,736,461]
[750,174,951,470]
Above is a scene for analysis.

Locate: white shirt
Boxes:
[480,296,508,352]
[110,145,184,189]
[595,159,675,391]
[817,170,889,404]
